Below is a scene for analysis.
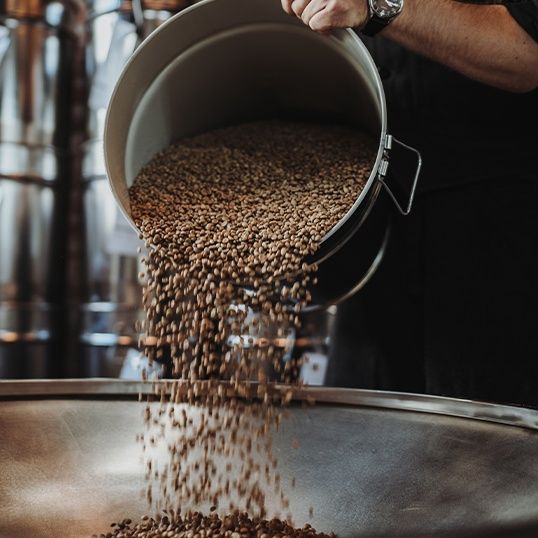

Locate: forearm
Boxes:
[383,0,538,93]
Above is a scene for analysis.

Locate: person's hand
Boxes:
[281,0,369,32]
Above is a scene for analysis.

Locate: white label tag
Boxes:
[300,352,328,386]
[89,18,138,111]
[119,348,164,380]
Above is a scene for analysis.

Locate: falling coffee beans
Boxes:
[99,120,375,536]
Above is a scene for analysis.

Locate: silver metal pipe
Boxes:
[0,1,86,377]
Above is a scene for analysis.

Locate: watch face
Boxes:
[372,0,403,18]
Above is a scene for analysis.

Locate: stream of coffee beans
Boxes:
[95,120,375,538]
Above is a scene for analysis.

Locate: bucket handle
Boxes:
[379,135,422,216]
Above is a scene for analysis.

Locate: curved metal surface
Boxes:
[1,380,538,430]
[0,1,86,379]
[307,190,390,310]
[327,223,389,306]
[1,381,538,538]
[0,143,64,368]
[0,15,66,146]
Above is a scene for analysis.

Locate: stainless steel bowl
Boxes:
[1,380,538,538]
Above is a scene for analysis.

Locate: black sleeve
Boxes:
[506,0,538,42]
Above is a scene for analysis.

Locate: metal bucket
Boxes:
[104,0,421,309]
[1,380,538,538]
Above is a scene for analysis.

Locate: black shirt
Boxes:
[363,1,538,192]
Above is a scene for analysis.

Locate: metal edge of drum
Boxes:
[0,379,537,432]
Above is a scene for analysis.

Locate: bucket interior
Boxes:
[125,22,384,191]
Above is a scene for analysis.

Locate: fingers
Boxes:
[282,0,344,33]
[309,9,333,32]
[281,0,294,15]
[300,0,327,26]
[290,0,311,17]
[309,3,348,32]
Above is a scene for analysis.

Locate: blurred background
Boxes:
[0,0,186,379]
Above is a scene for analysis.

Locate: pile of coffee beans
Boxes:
[97,511,335,538]
[98,120,375,536]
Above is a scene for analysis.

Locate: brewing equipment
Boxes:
[77,0,188,376]
[1,380,538,537]
[0,0,84,377]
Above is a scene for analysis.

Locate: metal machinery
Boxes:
[0,0,85,377]
[2,380,538,537]
[0,0,188,378]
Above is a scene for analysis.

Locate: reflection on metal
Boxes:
[0,330,51,343]
[1,380,537,430]
[120,0,190,10]
[0,17,64,145]
[0,143,59,182]
[0,0,74,377]
[0,304,54,343]
[1,382,538,537]
[5,0,45,19]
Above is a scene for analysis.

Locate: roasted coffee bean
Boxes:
[104,511,335,538]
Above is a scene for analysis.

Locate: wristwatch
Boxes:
[361,0,404,37]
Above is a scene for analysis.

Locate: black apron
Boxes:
[326,37,538,408]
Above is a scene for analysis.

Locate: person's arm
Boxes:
[282,0,538,93]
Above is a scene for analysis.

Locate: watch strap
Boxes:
[361,15,390,37]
